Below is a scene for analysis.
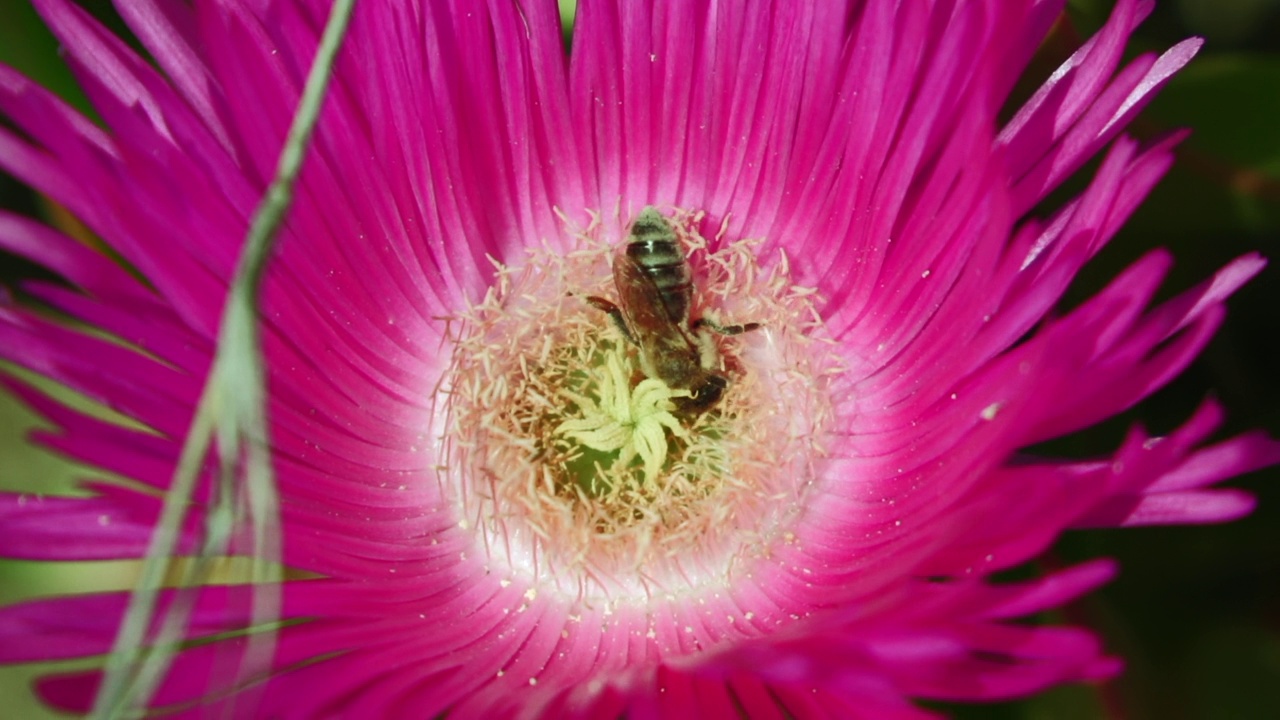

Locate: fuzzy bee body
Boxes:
[587,208,757,414]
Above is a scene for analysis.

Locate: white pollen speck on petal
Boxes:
[980,403,1002,421]
[524,588,538,601]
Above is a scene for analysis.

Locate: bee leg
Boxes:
[692,318,762,336]
[692,328,721,371]
[585,296,637,344]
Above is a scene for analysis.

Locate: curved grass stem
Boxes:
[89,1,357,717]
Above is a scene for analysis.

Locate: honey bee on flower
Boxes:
[586,206,760,414]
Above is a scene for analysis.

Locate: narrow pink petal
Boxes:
[999,0,1148,200]
[24,283,209,374]
[114,1,234,152]
[1008,38,1201,215]
[0,314,196,437]
[0,212,141,300]
[1149,431,1280,492]
[0,587,284,663]
[0,488,198,561]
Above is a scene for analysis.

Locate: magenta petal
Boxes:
[0,487,199,561]
[1095,489,1257,526]
[0,587,283,663]
[34,672,97,715]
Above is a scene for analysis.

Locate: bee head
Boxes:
[673,372,728,414]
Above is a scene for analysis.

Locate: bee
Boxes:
[587,207,758,413]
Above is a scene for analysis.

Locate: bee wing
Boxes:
[613,249,686,334]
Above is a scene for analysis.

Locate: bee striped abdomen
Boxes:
[624,210,692,323]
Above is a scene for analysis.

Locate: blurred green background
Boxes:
[1,0,1278,717]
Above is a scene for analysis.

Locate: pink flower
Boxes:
[1,0,1276,717]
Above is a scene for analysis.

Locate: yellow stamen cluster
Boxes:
[554,350,689,486]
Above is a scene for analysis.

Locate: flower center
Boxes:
[438,209,836,605]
